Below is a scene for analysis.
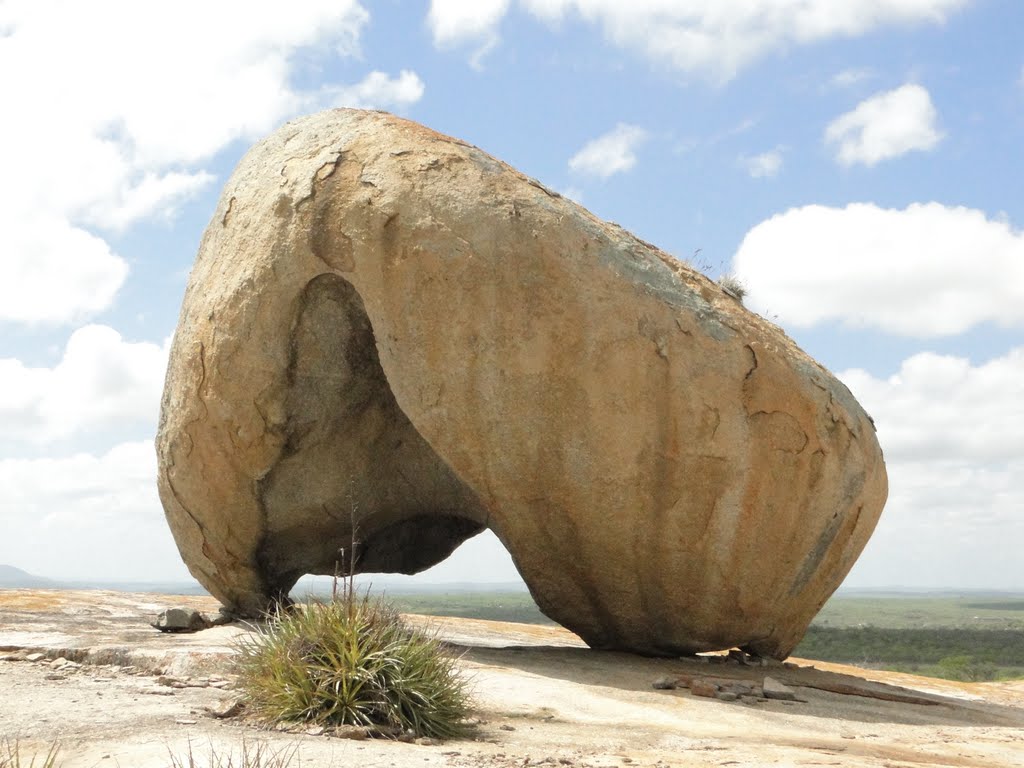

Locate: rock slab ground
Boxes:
[1,589,1022,767]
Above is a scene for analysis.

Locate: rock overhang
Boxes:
[156,108,887,658]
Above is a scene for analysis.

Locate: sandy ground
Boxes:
[1,589,1022,768]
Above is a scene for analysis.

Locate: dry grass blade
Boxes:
[167,739,298,768]
[0,739,60,768]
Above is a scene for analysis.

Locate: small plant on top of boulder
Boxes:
[717,274,747,302]
[234,570,471,740]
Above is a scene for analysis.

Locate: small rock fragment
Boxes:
[652,676,678,690]
[727,649,750,665]
[500,724,516,731]
[689,680,719,698]
[26,652,46,662]
[207,699,245,719]
[762,676,798,701]
[151,608,211,633]
[715,691,739,702]
[331,725,369,740]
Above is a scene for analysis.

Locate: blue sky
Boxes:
[0,0,1021,590]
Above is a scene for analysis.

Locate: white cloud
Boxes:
[733,203,1024,337]
[841,349,1024,465]
[740,148,784,178]
[825,83,943,166]
[829,67,874,89]
[568,123,647,178]
[2,218,129,326]
[0,1,374,326]
[0,325,169,445]
[428,0,511,65]
[330,70,425,110]
[0,441,191,582]
[838,350,1024,589]
[438,0,969,80]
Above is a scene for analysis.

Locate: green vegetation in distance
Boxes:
[348,587,1024,683]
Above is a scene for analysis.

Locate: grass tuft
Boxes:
[0,739,60,768]
[235,592,471,740]
[717,274,747,302]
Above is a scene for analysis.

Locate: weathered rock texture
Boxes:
[157,109,887,658]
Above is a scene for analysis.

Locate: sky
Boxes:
[0,0,1021,591]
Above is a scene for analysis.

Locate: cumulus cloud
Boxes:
[428,0,511,65]
[568,124,647,178]
[838,350,1024,588]
[841,349,1024,465]
[733,203,1024,337]
[330,70,425,110]
[825,84,943,166]
[430,1,967,80]
[0,441,191,582]
[740,148,784,178]
[2,218,128,326]
[0,325,169,445]
[0,1,379,326]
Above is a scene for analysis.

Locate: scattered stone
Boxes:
[306,725,324,736]
[500,724,517,731]
[26,652,46,662]
[689,680,719,699]
[157,675,190,689]
[414,737,441,746]
[206,699,245,719]
[762,677,798,701]
[175,719,198,725]
[43,673,66,681]
[715,691,739,702]
[727,650,751,666]
[151,608,211,633]
[330,725,370,741]
[208,679,231,689]
[652,676,678,690]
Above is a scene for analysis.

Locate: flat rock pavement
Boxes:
[1,589,1022,768]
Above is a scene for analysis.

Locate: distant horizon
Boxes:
[3,562,1023,597]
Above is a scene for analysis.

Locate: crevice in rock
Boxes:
[253,272,488,598]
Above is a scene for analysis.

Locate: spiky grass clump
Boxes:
[0,739,60,768]
[235,595,470,739]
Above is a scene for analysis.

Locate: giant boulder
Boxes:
[156,109,887,658]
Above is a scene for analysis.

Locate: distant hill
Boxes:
[0,564,56,588]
